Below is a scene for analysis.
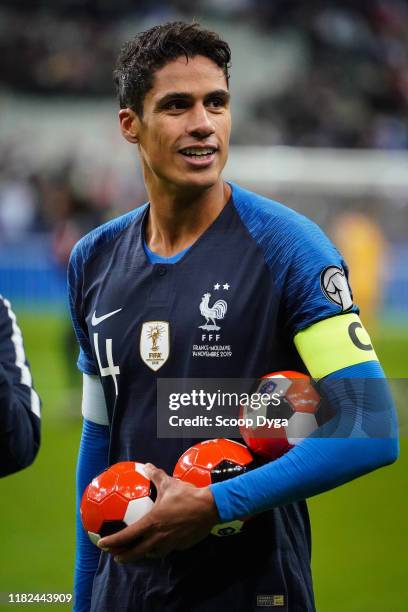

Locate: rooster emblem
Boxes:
[199,292,228,331]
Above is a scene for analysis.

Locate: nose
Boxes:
[187,104,215,139]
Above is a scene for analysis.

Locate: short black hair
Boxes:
[113,21,231,117]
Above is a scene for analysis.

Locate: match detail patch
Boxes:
[256,594,285,607]
[320,265,353,311]
[294,314,378,379]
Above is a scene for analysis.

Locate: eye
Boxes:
[164,99,189,111]
[208,97,224,108]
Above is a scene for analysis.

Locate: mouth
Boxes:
[178,146,218,167]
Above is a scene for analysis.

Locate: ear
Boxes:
[119,108,141,144]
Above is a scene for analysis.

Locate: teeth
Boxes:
[181,148,215,156]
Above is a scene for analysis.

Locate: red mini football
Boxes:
[80,461,156,546]
[173,438,256,536]
[240,370,327,460]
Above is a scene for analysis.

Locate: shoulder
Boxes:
[0,295,12,335]
[231,182,329,245]
[68,204,147,275]
[0,295,26,362]
[0,294,7,312]
[230,182,339,275]
[0,294,16,328]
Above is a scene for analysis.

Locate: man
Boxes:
[0,295,41,477]
[69,22,398,611]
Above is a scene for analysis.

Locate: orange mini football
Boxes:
[174,439,256,537]
[80,461,156,546]
[240,371,328,460]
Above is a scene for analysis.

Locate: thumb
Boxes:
[144,463,168,489]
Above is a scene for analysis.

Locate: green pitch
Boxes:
[0,313,406,611]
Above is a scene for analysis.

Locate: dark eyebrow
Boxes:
[205,89,230,103]
[155,92,193,108]
[155,89,230,109]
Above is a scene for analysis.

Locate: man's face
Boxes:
[124,55,231,192]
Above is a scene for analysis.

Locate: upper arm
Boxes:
[279,220,398,443]
[82,374,109,426]
[294,313,379,380]
[67,243,98,376]
[294,314,398,449]
[0,296,41,475]
[0,295,40,419]
[271,214,378,378]
[278,217,358,339]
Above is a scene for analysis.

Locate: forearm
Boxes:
[211,436,398,522]
[74,419,110,612]
[0,365,40,477]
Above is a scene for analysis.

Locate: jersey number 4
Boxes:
[93,333,120,395]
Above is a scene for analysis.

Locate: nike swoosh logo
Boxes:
[91,308,122,326]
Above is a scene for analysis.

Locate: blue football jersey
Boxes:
[68,182,357,611]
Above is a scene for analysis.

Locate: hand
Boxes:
[97,463,220,563]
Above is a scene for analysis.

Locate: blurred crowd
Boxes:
[1,0,408,149]
[0,150,108,260]
[1,0,408,251]
[252,0,408,148]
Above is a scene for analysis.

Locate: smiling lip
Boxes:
[179,149,217,168]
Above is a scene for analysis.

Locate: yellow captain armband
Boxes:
[294,313,378,380]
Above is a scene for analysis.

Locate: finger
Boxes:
[98,512,156,550]
[144,463,168,488]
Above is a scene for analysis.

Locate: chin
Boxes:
[177,169,222,191]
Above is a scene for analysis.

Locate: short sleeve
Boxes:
[279,219,359,337]
[230,183,359,339]
[67,242,98,376]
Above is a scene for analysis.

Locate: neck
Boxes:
[144,178,230,258]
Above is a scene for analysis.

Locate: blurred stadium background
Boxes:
[0,1,407,610]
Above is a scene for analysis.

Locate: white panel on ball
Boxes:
[286,412,318,444]
[134,462,148,479]
[88,532,101,546]
[124,497,154,525]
